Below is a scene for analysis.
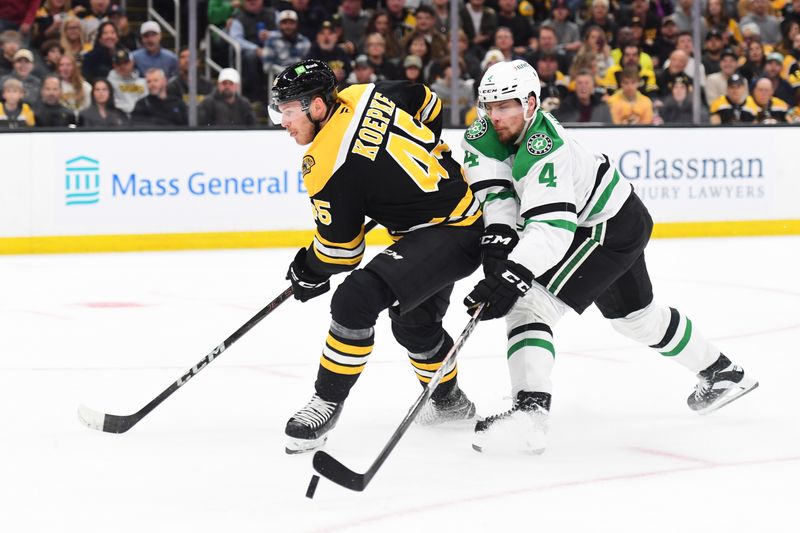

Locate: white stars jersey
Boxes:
[461,111,632,277]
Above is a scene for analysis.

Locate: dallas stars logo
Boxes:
[527,133,553,156]
[465,118,488,140]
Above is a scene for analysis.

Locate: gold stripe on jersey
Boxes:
[302,83,373,197]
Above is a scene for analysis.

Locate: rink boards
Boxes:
[1,126,798,253]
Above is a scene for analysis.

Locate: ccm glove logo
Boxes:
[500,269,531,294]
[481,234,514,246]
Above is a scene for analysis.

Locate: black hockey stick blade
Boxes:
[312,304,485,492]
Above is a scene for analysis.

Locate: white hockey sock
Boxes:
[506,323,555,395]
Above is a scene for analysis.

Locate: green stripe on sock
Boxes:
[508,338,555,359]
[661,318,693,357]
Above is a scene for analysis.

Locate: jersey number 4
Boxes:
[538,162,557,188]
[386,111,449,193]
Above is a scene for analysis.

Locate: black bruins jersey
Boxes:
[301,81,481,276]
[710,95,756,124]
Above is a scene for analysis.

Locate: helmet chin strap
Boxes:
[515,98,539,145]
[306,100,336,136]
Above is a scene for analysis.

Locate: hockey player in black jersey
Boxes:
[270,60,483,454]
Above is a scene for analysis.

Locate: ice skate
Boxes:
[688,354,758,414]
[472,391,551,454]
[285,394,343,454]
[416,384,476,426]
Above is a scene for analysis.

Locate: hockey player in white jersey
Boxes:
[461,60,758,454]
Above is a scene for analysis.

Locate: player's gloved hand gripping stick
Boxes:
[77,220,378,434]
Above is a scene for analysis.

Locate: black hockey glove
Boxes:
[464,260,534,320]
[286,247,331,302]
[480,224,519,276]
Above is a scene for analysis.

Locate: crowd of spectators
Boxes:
[1,0,799,128]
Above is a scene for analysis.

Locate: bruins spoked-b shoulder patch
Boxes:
[527,133,553,156]
[302,155,316,176]
[466,118,488,140]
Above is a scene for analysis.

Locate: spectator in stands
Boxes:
[346,54,378,86]
[78,78,128,126]
[207,0,237,28]
[132,21,178,79]
[307,20,351,85]
[1,30,23,77]
[555,69,613,123]
[705,48,740,104]
[672,0,708,37]
[430,58,474,126]
[618,0,661,51]
[338,0,370,55]
[132,68,188,126]
[492,27,523,62]
[289,0,328,41]
[1,48,41,105]
[35,74,76,126]
[263,10,312,74]
[0,77,35,127]
[365,10,403,60]
[386,0,416,42]
[80,0,111,44]
[459,0,498,55]
[652,15,680,67]
[738,39,767,84]
[660,74,704,123]
[433,28,482,82]
[0,0,38,45]
[496,0,534,50]
[702,29,726,75]
[405,6,447,63]
[431,0,452,35]
[610,26,654,71]
[542,0,581,55]
[603,42,659,96]
[568,51,607,96]
[57,53,90,113]
[197,68,255,126]
[365,32,402,80]
[763,52,795,104]
[167,47,214,105]
[776,21,800,66]
[750,75,789,122]
[81,20,118,81]
[528,25,570,73]
[579,25,614,79]
[536,50,568,105]
[107,48,147,115]
[740,0,781,46]
[709,73,754,124]
[704,0,739,47]
[228,0,277,100]
[669,32,706,86]
[657,49,691,97]
[401,54,423,83]
[40,39,64,73]
[581,0,618,48]
[608,66,655,124]
[109,5,137,52]
[785,0,800,26]
[59,16,88,61]
[32,0,72,49]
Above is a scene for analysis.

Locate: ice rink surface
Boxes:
[2,236,798,533]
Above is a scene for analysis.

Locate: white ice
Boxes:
[1,236,798,533]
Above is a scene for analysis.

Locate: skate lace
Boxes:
[693,377,712,399]
[294,395,337,429]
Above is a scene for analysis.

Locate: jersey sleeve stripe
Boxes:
[521,202,577,219]
[314,227,366,249]
[586,168,621,219]
[425,95,442,123]
[312,245,364,265]
[416,85,433,120]
[522,219,578,232]
[313,235,365,257]
[470,179,514,193]
[483,190,516,204]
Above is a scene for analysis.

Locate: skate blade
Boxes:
[472,442,546,455]
[697,377,759,415]
[285,435,327,455]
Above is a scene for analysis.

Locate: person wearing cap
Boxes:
[79,0,111,45]
[0,48,42,105]
[262,11,312,74]
[345,54,377,86]
[709,73,755,124]
[132,21,178,80]
[0,77,35,127]
[109,5,137,52]
[740,0,781,46]
[107,47,147,115]
[34,74,76,126]
[401,53,423,83]
[762,51,795,103]
[197,68,256,126]
[167,47,214,105]
[705,48,743,104]
[131,67,188,126]
[542,0,581,54]
[652,15,680,67]
[702,28,726,75]
[659,73,706,123]
[81,20,118,81]
[1,30,23,77]
[749,75,789,122]
[307,21,352,85]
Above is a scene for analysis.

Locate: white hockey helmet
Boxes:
[477,60,542,120]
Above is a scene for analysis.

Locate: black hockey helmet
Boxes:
[269,60,338,129]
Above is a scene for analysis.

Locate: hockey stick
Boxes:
[312,303,485,492]
[78,220,379,434]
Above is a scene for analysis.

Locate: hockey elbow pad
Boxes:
[286,247,331,302]
[464,259,533,320]
[480,224,520,276]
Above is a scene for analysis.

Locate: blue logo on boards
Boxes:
[65,155,100,206]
